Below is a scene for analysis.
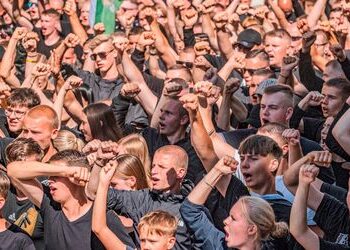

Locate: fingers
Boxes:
[282,129,300,145]
[308,151,332,167]
[300,164,320,183]
[120,82,141,98]
[179,93,199,112]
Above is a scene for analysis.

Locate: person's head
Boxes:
[224,196,288,248]
[313,30,329,58]
[178,47,196,67]
[26,1,40,21]
[244,49,270,86]
[329,8,342,30]
[81,103,123,142]
[239,135,282,192]
[264,29,292,68]
[62,48,78,65]
[0,171,10,211]
[138,210,177,250]
[41,9,60,38]
[234,29,262,54]
[109,154,149,190]
[321,78,350,118]
[288,23,302,54]
[151,145,188,193]
[19,105,59,151]
[79,1,90,27]
[53,129,85,152]
[323,60,346,81]
[257,123,289,157]
[260,85,294,126]
[165,64,193,84]
[6,137,44,163]
[159,98,189,138]
[5,88,40,134]
[89,34,118,74]
[118,134,152,186]
[250,68,275,104]
[48,0,64,13]
[128,26,144,52]
[48,150,89,203]
[278,0,293,14]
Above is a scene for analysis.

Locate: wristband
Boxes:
[203,176,214,189]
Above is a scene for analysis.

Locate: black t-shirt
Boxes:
[314,193,349,247]
[3,191,44,249]
[33,27,62,59]
[142,127,205,184]
[0,224,35,250]
[319,238,350,250]
[39,194,135,250]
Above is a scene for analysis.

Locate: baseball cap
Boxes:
[235,29,262,49]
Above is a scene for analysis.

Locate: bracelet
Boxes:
[94,160,105,168]
[203,176,214,189]
[207,129,215,136]
[26,59,38,63]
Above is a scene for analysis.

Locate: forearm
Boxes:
[290,183,310,237]
[289,143,304,167]
[201,14,219,52]
[217,29,234,60]
[0,38,17,78]
[150,95,165,128]
[136,83,158,116]
[217,61,234,82]
[69,14,88,45]
[217,94,231,131]
[86,164,102,200]
[7,161,71,180]
[333,108,350,155]
[229,96,247,122]
[283,156,309,190]
[307,0,327,29]
[187,167,223,205]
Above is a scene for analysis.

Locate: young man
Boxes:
[19,105,59,162]
[87,145,197,250]
[0,171,35,250]
[2,88,40,137]
[3,138,45,249]
[7,150,135,250]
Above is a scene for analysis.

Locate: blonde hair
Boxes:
[239,196,289,240]
[53,130,85,152]
[138,210,177,237]
[89,34,113,50]
[0,171,10,199]
[114,154,149,190]
[118,134,152,187]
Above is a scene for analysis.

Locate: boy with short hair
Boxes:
[0,171,35,250]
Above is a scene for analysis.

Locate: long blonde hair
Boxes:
[53,130,85,152]
[239,196,289,240]
[118,134,152,187]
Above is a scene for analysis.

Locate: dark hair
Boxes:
[49,149,89,168]
[6,88,40,108]
[83,103,123,142]
[324,77,350,98]
[129,26,144,36]
[239,134,283,160]
[167,64,193,82]
[6,138,44,163]
[263,84,294,107]
[246,49,269,62]
[253,68,275,78]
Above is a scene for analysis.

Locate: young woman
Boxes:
[53,129,85,152]
[117,134,152,187]
[80,103,123,142]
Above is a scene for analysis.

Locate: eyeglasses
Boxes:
[176,60,193,69]
[244,67,267,75]
[90,49,114,61]
[5,108,27,119]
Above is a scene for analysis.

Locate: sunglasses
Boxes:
[90,49,114,61]
[176,60,193,69]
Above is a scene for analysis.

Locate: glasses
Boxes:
[5,108,27,119]
[176,60,193,69]
[90,49,114,61]
[244,67,267,75]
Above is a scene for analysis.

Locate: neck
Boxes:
[240,240,260,250]
[61,190,92,221]
[44,32,60,46]
[0,216,8,232]
[252,176,276,195]
[101,63,119,80]
[166,128,186,145]
[42,144,57,163]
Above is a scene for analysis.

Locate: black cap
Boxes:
[235,29,262,49]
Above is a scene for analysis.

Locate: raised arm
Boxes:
[306,0,327,29]
[63,0,88,45]
[92,162,128,250]
[290,164,321,250]
[332,106,350,155]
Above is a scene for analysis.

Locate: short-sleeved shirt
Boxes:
[0,225,35,250]
[314,193,349,247]
[39,194,135,250]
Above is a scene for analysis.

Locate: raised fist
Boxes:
[299,164,319,185]
[302,31,316,51]
[120,82,141,98]
[179,93,199,112]
[12,27,28,40]
[282,129,300,146]
[307,151,332,167]
[94,23,105,35]
[64,33,80,48]
[329,44,346,62]
[64,0,77,16]
[63,75,83,90]
[214,155,238,175]
[223,77,240,96]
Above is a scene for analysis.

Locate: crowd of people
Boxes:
[0,0,350,249]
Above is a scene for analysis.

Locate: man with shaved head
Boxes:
[86,144,198,249]
[19,105,59,162]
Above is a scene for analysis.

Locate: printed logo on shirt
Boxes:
[178,219,184,227]
[336,233,349,246]
[8,213,16,222]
